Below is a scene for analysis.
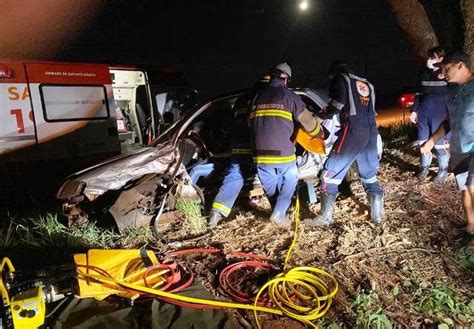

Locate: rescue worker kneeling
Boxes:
[250,63,324,228]
[306,60,384,227]
[208,74,270,226]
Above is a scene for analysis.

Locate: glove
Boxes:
[409,112,417,124]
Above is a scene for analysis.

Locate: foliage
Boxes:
[352,291,392,329]
[456,247,474,272]
[0,216,15,248]
[414,283,474,327]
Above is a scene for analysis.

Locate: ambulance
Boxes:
[0,61,199,173]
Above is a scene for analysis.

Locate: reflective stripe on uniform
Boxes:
[421,81,447,87]
[231,148,252,155]
[253,154,296,164]
[434,144,450,149]
[309,123,322,136]
[212,202,231,216]
[360,176,378,184]
[417,139,428,146]
[322,176,343,185]
[250,109,292,121]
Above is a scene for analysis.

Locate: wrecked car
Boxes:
[56,88,377,233]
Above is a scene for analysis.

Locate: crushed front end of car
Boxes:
[56,142,201,233]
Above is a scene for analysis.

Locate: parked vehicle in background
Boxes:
[398,87,418,109]
[56,87,382,233]
[0,61,199,175]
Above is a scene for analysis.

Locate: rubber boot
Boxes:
[417,153,432,178]
[433,154,449,184]
[270,214,292,229]
[368,193,384,224]
[305,193,337,227]
[209,210,223,227]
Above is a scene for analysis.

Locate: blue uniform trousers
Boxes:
[257,162,298,220]
[417,97,450,152]
[417,96,450,169]
[212,158,254,217]
[321,121,383,196]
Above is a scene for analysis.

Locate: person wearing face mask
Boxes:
[410,46,450,183]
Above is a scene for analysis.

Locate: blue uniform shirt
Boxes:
[250,79,305,164]
[413,68,447,113]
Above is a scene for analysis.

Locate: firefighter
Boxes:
[306,60,384,226]
[410,46,450,182]
[250,63,324,228]
[208,74,271,226]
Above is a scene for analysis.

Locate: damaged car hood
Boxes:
[58,142,186,198]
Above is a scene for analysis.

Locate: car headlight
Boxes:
[56,180,86,200]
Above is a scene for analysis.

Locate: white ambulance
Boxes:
[0,61,198,172]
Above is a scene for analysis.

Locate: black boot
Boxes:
[209,211,223,227]
[368,193,384,224]
[305,193,337,227]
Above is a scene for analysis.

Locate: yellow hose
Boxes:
[75,195,338,328]
[253,196,338,328]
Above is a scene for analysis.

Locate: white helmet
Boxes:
[274,62,292,79]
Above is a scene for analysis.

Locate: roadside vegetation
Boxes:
[1,121,473,328]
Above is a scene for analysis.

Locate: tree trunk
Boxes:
[461,0,474,58]
[387,0,438,62]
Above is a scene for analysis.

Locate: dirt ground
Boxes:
[153,146,474,328]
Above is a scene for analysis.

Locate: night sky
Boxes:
[57,0,419,100]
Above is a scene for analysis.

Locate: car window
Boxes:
[186,96,238,155]
[299,94,324,114]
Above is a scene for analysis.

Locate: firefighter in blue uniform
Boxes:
[410,46,450,182]
[250,63,324,228]
[208,75,271,226]
[306,60,384,226]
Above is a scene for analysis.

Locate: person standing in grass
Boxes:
[421,51,474,237]
[410,46,450,183]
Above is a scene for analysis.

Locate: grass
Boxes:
[378,121,417,149]
[175,199,207,234]
[0,212,155,251]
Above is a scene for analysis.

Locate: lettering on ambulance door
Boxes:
[0,63,36,156]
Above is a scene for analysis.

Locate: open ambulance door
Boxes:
[110,68,156,147]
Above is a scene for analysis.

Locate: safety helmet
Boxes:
[273,62,292,79]
[259,74,271,83]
